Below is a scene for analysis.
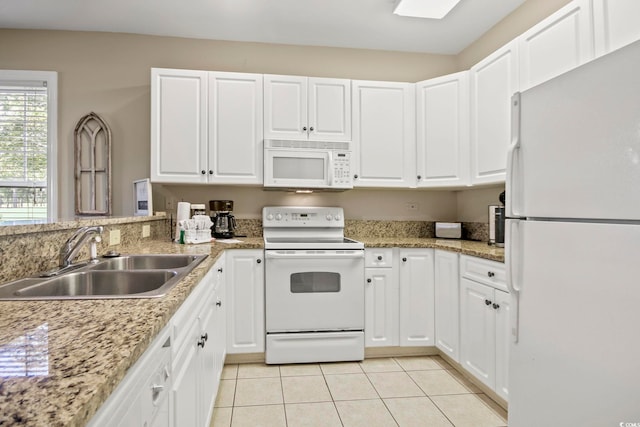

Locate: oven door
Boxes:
[265,249,365,332]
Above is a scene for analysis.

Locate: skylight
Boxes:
[393,0,462,19]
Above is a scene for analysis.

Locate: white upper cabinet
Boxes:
[208,72,264,184]
[352,81,416,187]
[151,68,263,185]
[264,75,351,141]
[593,0,640,57]
[518,0,595,91]
[469,41,519,185]
[416,72,470,188]
[151,68,208,183]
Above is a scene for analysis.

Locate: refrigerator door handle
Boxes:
[506,218,521,343]
[507,92,522,218]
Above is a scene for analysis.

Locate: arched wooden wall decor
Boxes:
[74,112,112,216]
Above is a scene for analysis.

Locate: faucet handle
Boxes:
[89,235,102,262]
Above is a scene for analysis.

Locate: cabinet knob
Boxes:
[256,258,262,264]
[367,278,372,283]
[197,338,205,348]
[485,299,492,306]
[402,257,407,262]
[487,271,495,277]
[201,170,206,175]
[216,299,222,307]
[309,126,314,132]
[354,174,358,179]
[201,333,208,342]
[218,268,223,272]
[302,126,307,131]
[151,384,164,394]
[417,175,422,180]
[377,255,382,261]
[493,303,500,310]
[209,170,213,175]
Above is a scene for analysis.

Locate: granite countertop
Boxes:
[0,237,263,427]
[0,236,501,426]
[354,237,505,262]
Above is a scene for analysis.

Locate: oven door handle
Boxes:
[265,251,364,260]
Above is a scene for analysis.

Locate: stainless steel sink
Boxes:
[89,254,203,271]
[0,253,208,300]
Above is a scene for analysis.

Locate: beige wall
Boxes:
[0,0,569,222]
[0,29,457,220]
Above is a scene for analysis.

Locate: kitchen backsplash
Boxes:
[0,217,489,284]
[0,216,170,284]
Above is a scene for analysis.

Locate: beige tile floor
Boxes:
[211,356,507,427]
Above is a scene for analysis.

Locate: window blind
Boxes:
[0,80,49,223]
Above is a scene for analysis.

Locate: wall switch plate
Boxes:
[109,229,121,246]
[142,224,151,238]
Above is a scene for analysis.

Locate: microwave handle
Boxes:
[327,151,334,186]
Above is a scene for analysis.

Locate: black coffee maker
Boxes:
[210,200,236,239]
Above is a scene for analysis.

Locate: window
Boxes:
[0,71,57,225]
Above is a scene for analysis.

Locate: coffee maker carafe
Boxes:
[210,200,236,239]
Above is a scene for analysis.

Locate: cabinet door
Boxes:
[264,75,307,140]
[398,249,435,347]
[470,41,518,185]
[352,81,416,187]
[519,0,594,91]
[151,68,208,183]
[226,250,265,353]
[171,328,200,427]
[460,278,496,390]
[434,250,460,362]
[364,268,399,347]
[593,0,640,57]
[199,291,217,426]
[494,289,510,402]
[416,72,470,188]
[308,78,351,141]
[208,72,264,184]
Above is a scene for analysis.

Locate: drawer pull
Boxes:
[487,271,495,277]
[367,278,372,283]
[485,299,492,306]
[493,303,500,310]
[377,255,383,261]
[402,257,407,262]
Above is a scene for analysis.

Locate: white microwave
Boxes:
[264,140,353,190]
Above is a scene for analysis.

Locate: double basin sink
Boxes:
[0,254,208,300]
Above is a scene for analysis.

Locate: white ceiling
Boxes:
[0,0,526,54]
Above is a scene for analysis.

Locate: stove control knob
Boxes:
[326,214,332,221]
[275,213,283,221]
[266,214,274,221]
[334,215,341,221]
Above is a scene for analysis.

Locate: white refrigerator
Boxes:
[506,39,640,426]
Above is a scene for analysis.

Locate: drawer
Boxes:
[365,248,394,268]
[460,255,507,292]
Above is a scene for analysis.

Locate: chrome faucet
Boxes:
[59,226,104,267]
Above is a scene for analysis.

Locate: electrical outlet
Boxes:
[406,202,419,212]
[109,229,121,246]
[142,224,150,238]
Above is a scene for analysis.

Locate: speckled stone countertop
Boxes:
[0,236,501,426]
[0,237,262,427]
[354,237,505,262]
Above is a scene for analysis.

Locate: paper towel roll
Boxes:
[175,202,191,242]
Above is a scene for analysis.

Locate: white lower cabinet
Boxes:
[434,250,460,362]
[459,255,509,401]
[171,254,226,427]
[364,248,435,348]
[398,249,435,346]
[226,249,265,354]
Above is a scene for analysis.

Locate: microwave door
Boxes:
[266,150,329,188]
